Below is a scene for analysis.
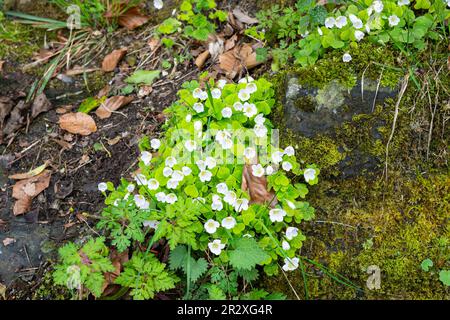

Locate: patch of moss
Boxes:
[0,20,40,63]
[32,269,71,300]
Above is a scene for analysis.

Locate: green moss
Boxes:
[0,20,40,62]
[32,269,71,300]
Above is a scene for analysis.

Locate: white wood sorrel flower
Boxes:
[269,208,286,223]
[304,168,317,182]
[208,239,226,255]
[150,138,161,149]
[286,227,299,240]
[282,257,299,271]
[98,182,107,192]
[221,216,237,229]
[204,219,220,234]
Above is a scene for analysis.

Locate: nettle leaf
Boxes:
[169,245,208,282]
[126,70,160,85]
[207,284,226,300]
[228,238,269,270]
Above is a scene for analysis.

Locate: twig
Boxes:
[384,74,409,181]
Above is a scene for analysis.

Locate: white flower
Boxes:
[193,102,204,113]
[286,200,296,210]
[171,170,184,181]
[216,183,228,194]
[194,120,203,132]
[223,191,237,205]
[246,83,257,94]
[199,170,212,182]
[243,103,257,118]
[196,159,207,171]
[234,198,249,212]
[134,194,149,209]
[221,216,237,229]
[282,257,299,271]
[153,0,163,10]
[244,147,256,160]
[220,137,233,149]
[193,88,203,99]
[269,208,286,223]
[134,173,147,186]
[324,17,335,28]
[185,140,197,152]
[254,124,268,138]
[372,0,384,13]
[271,151,284,164]
[398,0,410,6]
[286,227,299,240]
[304,168,317,182]
[317,27,323,36]
[221,107,232,118]
[233,102,243,111]
[388,15,400,27]
[212,198,223,211]
[165,156,177,167]
[342,53,352,63]
[252,164,265,177]
[200,91,208,100]
[238,76,254,84]
[140,151,152,166]
[182,166,192,176]
[254,114,265,125]
[155,192,166,202]
[204,219,220,234]
[282,161,293,172]
[147,178,159,190]
[208,239,225,255]
[150,138,161,149]
[335,16,347,28]
[284,146,295,156]
[238,89,250,101]
[165,193,177,204]
[282,240,290,251]
[354,30,365,41]
[211,88,221,99]
[167,178,179,189]
[266,165,274,175]
[98,182,107,192]
[143,220,159,229]
[349,14,363,29]
[126,184,135,193]
[217,79,227,89]
[205,157,217,169]
[163,167,173,177]
[185,114,192,122]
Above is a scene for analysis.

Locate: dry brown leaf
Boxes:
[195,50,210,69]
[241,163,277,208]
[0,61,4,72]
[0,283,6,300]
[219,44,263,78]
[65,67,99,76]
[232,8,258,25]
[0,96,14,127]
[52,138,73,150]
[9,161,49,180]
[12,170,51,215]
[102,47,128,72]
[224,34,238,51]
[2,238,16,246]
[95,96,134,119]
[227,10,243,31]
[97,85,110,98]
[118,7,149,30]
[148,38,161,52]
[137,86,153,98]
[102,249,129,295]
[31,93,52,118]
[59,112,97,136]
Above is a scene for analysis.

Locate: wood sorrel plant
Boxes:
[53,76,320,299]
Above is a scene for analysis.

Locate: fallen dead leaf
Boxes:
[102,249,129,295]
[0,61,4,72]
[52,138,73,150]
[9,161,49,180]
[12,170,51,215]
[59,112,97,136]
[2,237,16,246]
[95,96,134,119]
[97,85,110,98]
[3,100,29,137]
[107,135,121,146]
[79,154,90,165]
[219,43,263,79]
[118,7,149,30]
[148,38,161,52]
[224,34,238,52]
[31,93,52,118]
[232,8,258,25]
[195,50,210,69]
[137,85,153,98]
[65,67,99,76]
[0,283,6,300]
[241,161,277,208]
[0,96,14,128]
[102,47,128,72]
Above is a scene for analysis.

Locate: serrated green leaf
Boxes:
[125,70,160,85]
[228,238,269,270]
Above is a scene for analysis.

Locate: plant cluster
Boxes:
[158,0,227,41]
[54,76,320,299]
[254,0,450,70]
